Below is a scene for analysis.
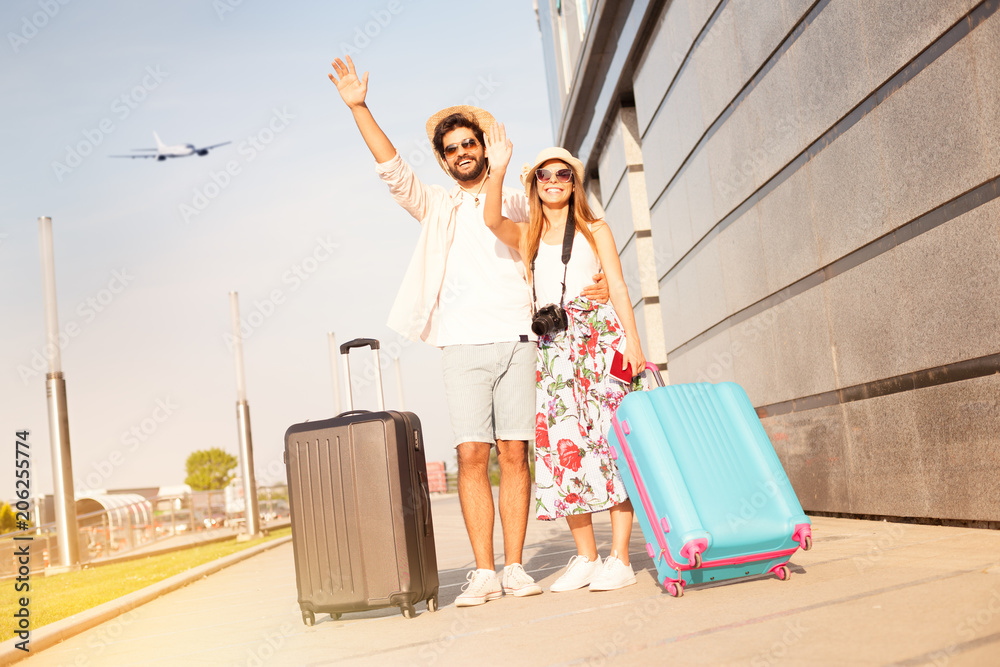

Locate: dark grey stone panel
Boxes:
[731,0,788,82]
[971,12,1000,175]
[730,311,781,406]
[970,13,1000,175]
[659,274,684,352]
[757,165,820,294]
[824,247,910,389]
[648,191,679,279]
[908,373,1000,522]
[780,0,814,30]
[597,124,627,202]
[875,39,990,232]
[707,101,762,224]
[692,234,728,335]
[641,100,685,204]
[634,0,694,134]
[666,326,735,385]
[860,0,977,89]
[687,0,723,40]
[685,149,717,244]
[760,404,850,513]
[843,374,1000,521]
[717,206,769,315]
[770,286,837,405]
[789,0,873,145]
[808,110,890,265]
[841,384,927,517]
[674,253,706,348]
[671,58,710,173]
[651,175,694,274]
[895,198,1000,373]
[693,1,743,126]
[747,49,811,191]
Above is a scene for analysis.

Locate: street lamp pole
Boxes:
[228,292,261,537]
[38,216,80,571]
[328,332,342,415]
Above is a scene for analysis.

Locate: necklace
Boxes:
[459,174,488,208]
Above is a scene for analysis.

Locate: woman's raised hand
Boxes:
[329,56,369,108]
[485,121,513,173]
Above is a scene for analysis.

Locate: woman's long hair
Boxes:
[524,174,601,282]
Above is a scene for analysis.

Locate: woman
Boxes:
[483,122,646,592]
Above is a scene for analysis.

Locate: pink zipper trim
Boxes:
[612,416,685,573]
[699,547,798,568]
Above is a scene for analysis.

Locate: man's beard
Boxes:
[448,154,487,182]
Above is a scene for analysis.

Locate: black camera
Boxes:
[531,303,569,337]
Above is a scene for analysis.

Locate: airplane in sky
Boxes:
[110,132,230,160]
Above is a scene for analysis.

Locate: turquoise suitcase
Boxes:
[609,366,811,597]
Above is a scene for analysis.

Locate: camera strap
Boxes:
[530,210,576,315]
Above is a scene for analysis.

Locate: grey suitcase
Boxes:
[284,338,439,624]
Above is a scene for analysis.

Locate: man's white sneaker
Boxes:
[550,554,602,592]
[501,563,543,597]
[588,552,636,591]
[455,569,502,607]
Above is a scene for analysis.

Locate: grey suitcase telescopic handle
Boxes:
[340,338,385,412]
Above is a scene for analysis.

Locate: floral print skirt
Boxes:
[534,296,630,520]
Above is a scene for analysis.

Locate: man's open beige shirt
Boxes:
[376,152,529,345]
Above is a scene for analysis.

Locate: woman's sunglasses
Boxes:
[536,168,574,183]
[443,137,479,156]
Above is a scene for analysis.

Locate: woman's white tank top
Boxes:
[532,229,601,306]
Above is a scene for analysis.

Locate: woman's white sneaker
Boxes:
[588,553,636,591]
[550,555,602,592]
[455,569,503,607]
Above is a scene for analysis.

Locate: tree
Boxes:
[0,502,17,533]
[184,448,239,490]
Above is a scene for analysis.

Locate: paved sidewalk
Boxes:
[14,494,1000,666]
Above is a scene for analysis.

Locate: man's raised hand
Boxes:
[485,122,513,173]
[329,56,368,108]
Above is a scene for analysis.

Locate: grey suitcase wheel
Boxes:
[401,604,416,619]
[302,611,315,626]
[331,613,342,621]
[427,597,438,613]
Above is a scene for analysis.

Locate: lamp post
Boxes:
[38,216,80,570]
[328,332,342,415]
[228,292,261,537]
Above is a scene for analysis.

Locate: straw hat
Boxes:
[520,146,585,198]
[425,105,496,176]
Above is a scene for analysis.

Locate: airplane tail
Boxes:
[153,131,167,150]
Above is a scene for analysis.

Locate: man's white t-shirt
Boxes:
[434,191,533,346]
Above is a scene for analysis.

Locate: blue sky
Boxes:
[1,0,556,495]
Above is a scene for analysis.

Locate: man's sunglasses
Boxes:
[536,168,574,183]
[443,137,480,156]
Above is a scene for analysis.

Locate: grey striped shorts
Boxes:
[440,341,536,447]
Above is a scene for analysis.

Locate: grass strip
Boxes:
[1,527,290,642]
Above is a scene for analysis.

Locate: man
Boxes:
[329,56,608,606]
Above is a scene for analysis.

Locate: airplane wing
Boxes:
[109,154,160,158]
[195,141,231,151]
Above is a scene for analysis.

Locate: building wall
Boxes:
[537,0,1000,522]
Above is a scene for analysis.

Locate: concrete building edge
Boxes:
[0,536,293,665]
